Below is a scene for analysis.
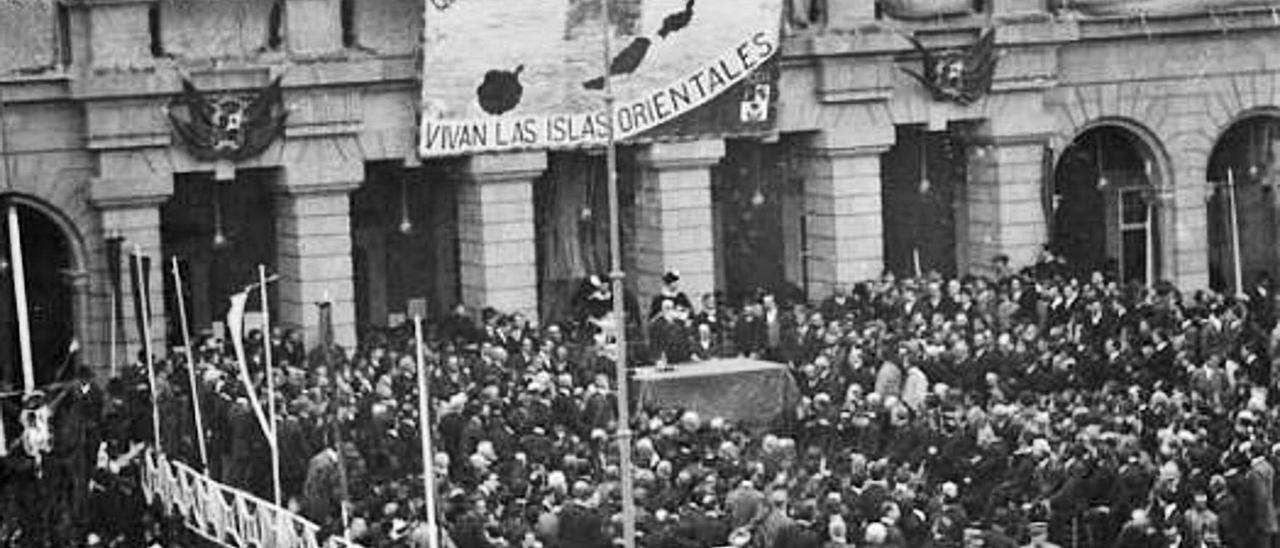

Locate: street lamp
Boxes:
[599,2,636,547]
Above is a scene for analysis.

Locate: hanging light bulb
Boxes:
[919,129,931,195]
[750,147,766,207]
[1249,121,1262,179]
[398,172,413,235]
[1095,133,1109,190]
[211,180,228,249]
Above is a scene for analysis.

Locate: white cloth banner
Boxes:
[419,0,782,157]
[228,290,274,442]
[142,450,364,548]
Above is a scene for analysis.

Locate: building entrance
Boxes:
[1051,125,1161,284]
[0,200,76,390]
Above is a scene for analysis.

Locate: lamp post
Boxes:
[599,1,636,547]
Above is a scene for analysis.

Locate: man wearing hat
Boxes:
[650,270,692,321]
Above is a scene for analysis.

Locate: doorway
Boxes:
[713,139,801,306]
[1206,114,1280,294]
[161,169,279,343]
[1051,125,1161,284]
[0,200,77,390]
[350,161,460,334]
[881,125,966,278]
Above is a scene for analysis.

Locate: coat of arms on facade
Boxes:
[166,77,288,162]
[900,29,998,106]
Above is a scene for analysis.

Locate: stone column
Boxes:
[92,176,172,363]
[276,144,362,351]
[803,144,887,301]
[274,182,360,351]
[458,152,544,318]
[634,139,724,311]
[1168,180,1209,290]
[965,135,1050,276]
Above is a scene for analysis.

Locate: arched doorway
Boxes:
[1051,124,1162,284]
[1206,113,1280,294]
[0,199,78,391]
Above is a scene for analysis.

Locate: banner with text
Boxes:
[420,0,782,157]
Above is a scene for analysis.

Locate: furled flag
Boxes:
[227,290,274,442]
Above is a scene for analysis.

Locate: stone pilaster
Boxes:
[91,171,173,363]
[965,135,1050,276]
[826,0,877,27]
[991,0,1047,17]
[286,0,342,56]
[803,144,887,301]
[274,180,360,352]
[458,152,544,319]
[1169,182,1209,289]
[81,0,154,69]
[634,140,723,311]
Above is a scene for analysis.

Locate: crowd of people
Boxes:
[7,252,1280,548]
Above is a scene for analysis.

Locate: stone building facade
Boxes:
[1,0,1279,378]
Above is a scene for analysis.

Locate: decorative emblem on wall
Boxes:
[166,77,288,162]
[900,29,998,106]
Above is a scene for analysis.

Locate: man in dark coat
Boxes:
[557,482,609,548]
[734,303,767,359]
[302,444,346,527]
[1246,444,1279,547]
[650,300,692,364]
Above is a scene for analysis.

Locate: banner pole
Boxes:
[109,240,118,377]
[134,246,162,452]
[8,205,33,394]
[318,299,351,534]
[600,2,636,548]
[1228,169,1244,294]
[259,264,282,509]
[172,257,209,471]
[414,314,440,548]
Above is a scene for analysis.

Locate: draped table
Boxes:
[630,358,800,426]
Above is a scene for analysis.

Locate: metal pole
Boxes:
[318,299,351,534]
[171,257,209,471]
[259,264,282,508]
[134,247,162,451]
[1228,169,1244,294]
[109,244,118,377]
[0,90,9,455]
[414,315,440,548]
[8,206,33,394]
[600,1,636,546]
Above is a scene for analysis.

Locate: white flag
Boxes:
[228,291,273,442]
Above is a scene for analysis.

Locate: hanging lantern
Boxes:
[211,180,229,249]
[398,172,414,235]
[1095,134,1109,190]
[919,129,931,195]
[748,145,767,207]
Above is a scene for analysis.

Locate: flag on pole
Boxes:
[128,250,154,363]
[129,248,161,450]
[227,290,273,442]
